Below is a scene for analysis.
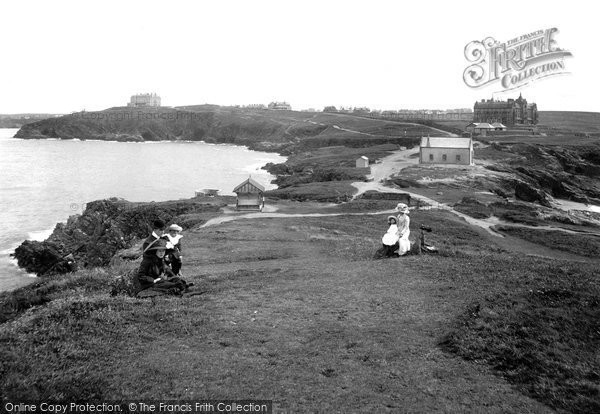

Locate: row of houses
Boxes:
[323,106,474,120]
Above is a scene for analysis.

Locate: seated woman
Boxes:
[136,239,191,296]
[381,216,400,257]
[396,203,411,256]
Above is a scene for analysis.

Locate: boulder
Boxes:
[514,181,552,207]
[13,240,76,275]
[387,178,423,188]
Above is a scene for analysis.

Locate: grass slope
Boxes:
[2,205,597,412]
[538,111,600,134]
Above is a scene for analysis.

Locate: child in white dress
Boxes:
[381,216,400,257]
[162,224,183,275]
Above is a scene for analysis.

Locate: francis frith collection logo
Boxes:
[463,28,572,91]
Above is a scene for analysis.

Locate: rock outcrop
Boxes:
[13,197,226,277]
[514,181,552,207]
[482,143,600,206]
[14,107,291,152]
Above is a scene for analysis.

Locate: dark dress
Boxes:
[136,254,188,295]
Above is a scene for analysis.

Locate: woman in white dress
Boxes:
[395,203,411,256]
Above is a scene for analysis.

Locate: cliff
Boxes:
[14,106,294,152]
[488,142,600,205]
[13,197,229,276]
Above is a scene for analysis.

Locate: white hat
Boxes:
[396,203,410,214]
[168,224,183,232]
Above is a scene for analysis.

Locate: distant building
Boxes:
[233,177,265,211]
[246,104,266,109]
[420,137,473,165]
[473,122,494,137]
[465,122,479,133]
[352,107,371,115]
[473,93,537,125]
[268,101,291,110]
[491,122,507,131]
[127,93,161,107]
[377,108,473,121]
[195,189,220,197]
[356,156,369,168]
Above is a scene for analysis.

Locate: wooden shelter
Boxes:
[356,156,369,168]
[233,177,265,211]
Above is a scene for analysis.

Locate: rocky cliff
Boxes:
[489,142,600,205]
[13,197,228,276]
[14,106,293,152]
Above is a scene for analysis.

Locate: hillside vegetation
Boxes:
[2,202,599,412]
[14,106,435,152]
[5,108,600,411]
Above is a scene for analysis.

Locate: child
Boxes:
[381,216,400,257]
[162,224,183,275]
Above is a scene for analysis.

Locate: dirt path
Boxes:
[203,144,598,245]
[200,209,400,228]
[307,113,457,138]
[351,147,600,241]
[310,112,458,137]
[350,148,506,237]
[183,215,555,412]
[201,142,597,259]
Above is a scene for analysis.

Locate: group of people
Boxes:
[136,203,412,293]
[380,203,411,257]
[137,219,193,296]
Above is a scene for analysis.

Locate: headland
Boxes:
[2,107,600,412]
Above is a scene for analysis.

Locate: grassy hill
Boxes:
[14,106,439,148]
[4,106,600,411]
[1,200,598,412]
[0,113,62,128]
[538,111,600,134]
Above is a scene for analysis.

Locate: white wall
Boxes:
[420,148,472,165]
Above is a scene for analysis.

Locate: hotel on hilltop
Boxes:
[473,94,537,125]
[127,93,161,108]
[268,101,291,110]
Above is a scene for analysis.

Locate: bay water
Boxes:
[0,128,285,291]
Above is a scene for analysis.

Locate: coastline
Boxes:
[10,135,289,156]
[6,111,600,288]
[2,133,600,411]
[0,128,287,292]
[2,186,599,411]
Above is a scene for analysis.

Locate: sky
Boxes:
[0,0,597,113]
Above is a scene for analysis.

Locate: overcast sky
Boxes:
[0,0,596,113]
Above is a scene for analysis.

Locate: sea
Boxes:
[0,128,286,292]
